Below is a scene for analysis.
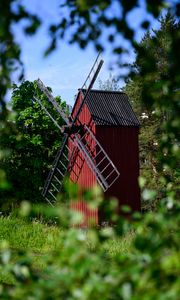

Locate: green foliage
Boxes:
[136,15,180,190]
[0,81,66,207]
[124,14,180,209]
[0,0,40,201]
[0,191,179,299]
[46,0,170,57]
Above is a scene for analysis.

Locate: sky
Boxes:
[12,0,160,106]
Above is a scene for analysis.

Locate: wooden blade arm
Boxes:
[72,58,104,125]
[36,78,69,125]
[42,134,69,198]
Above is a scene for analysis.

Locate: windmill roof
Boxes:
[80,89,140,127]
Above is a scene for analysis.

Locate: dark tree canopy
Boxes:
[0,81,66,207]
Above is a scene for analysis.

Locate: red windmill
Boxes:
[34,54,140,225]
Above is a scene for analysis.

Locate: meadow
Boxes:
[0,215,134,285]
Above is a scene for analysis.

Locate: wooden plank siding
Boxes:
[96,126,140,222]
[69,92,140,226]
[69,92,98,226]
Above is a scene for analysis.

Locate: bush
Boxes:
[0,188,179,299]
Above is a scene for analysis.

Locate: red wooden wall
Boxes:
[69,92,140,226]
[69,93,98,226]
[96,126,140,221]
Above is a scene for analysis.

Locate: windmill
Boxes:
[33,54,120,208]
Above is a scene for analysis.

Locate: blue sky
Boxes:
[12,0,160,106]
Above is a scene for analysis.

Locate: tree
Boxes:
[0,0,41,194]
[98,73,121,91]
[0,81,67,208]
[123,13,180,208]
[142,14,180,201]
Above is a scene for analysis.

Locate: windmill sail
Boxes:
[36,79,69,126]
[73,125,120,191]
[72,55,104,125]
[42,134,69,205]
[34,53,120,205]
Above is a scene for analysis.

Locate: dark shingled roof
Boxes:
[81,89,140,127]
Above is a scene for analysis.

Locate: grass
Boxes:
[0,216,62,253]
[0,215,133,284]
[0,215,62,284]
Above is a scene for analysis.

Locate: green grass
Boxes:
[0,216,61,253]
[0,215,133,284]
[0,216,62,284]
[103,233,134,255]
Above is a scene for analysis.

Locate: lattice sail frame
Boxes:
[34,53,120,205]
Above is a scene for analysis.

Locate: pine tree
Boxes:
[124,13,180,210]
